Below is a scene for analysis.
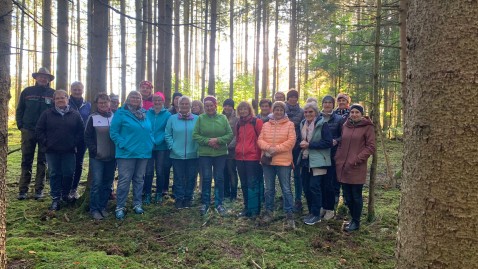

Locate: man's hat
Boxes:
[32,67,55,81]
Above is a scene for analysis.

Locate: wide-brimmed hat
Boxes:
[32,67,55,81]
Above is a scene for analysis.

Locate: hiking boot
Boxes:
[17,192,28,200]
[115,208,126,220]
[133,205,144,214]
[143,193,152,205]
[286,212,296,229]
[215,205,227,217]
[293,201,303,213]
[323,210,335,220]
[175,199,184,209]
[304,215,321,225]
[100,209,109,218]
[344,220,360,232]
[262,210,273,224]
[153,193,163,204]
[91,210,104,220]
[199,204,209,216]
[34,190,44,200]
[183,200,192,209]
[49,200,61,211]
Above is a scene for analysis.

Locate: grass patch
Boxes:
[6,125,402,268]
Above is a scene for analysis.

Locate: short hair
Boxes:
[303,102,319,115]
[70,81,84,89]
[95,92,110,103]
[126,91,142,105]
[274,91,286,100]
[191,100,204,114]
[259,98,272,107]
[272,101,286,112]
[236,101,255,117]
[306,97,318,104]
[178,95,192,106]
[53,89,68,99]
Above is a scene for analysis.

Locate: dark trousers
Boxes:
[144,150,168,194]
[322,166,336,210]
[45,153,75,200]
[19,129,46,194]
[331,159,341,202]
[302,167,323,216]
[224,158,238,200]
[162,151,172,194]
[236,160,262,217]
[342,183,364,224]
[292,147,302,202]
[71,141,87,191]
[172,158,198,202]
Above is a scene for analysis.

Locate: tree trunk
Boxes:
[207,0,217,95]
[16,0,26,105]
[0,1,12,266]
[253,0,261,112]
[261,0,269,99]
[77,0,81,80]
[164,0,173,102]
[120,0,127,102]
[272,0,278,97]
[183,0,190,85]
[174,0,181,92]
[87,0,109,102]
[57,0,69,90]
[399,0,408,118]
[396,1,478,268]
[200,0,209,99]
[136,0,143,85]
[228,0,234,98]
[108,14,113,93]
[42,0,52,70]
[288,0,297,88]
[368,0,381,223]
[244,0,249,74]
[147,0,153,81]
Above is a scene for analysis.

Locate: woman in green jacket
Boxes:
[193,96,233,217]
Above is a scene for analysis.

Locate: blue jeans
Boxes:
[144,150,168,195]
[342,183,364,224]
[302,167,323,216]
[71,141,87,191]
[89,158,116,212]
[199,156,226,207]
[116,158,148,210]
[45,153,75,200]
[263,165,293,214]
[236,160,262,217]
[172,158,198,202]
[292,147,302,202]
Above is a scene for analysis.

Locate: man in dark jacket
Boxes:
[15,67,55,200]
[285,89,305,212]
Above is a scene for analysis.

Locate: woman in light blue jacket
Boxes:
[110,91,153,220]
[143,92,171,204]
[165,96,199,209]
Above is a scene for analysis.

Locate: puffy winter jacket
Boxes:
[257,117,296,166]
[235,117,263,161]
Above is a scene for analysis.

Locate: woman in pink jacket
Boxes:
[257,101,296,229]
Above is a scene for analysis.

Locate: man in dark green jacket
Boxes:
[15,67,55,200]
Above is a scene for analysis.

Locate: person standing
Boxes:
[110,91,153,220]
[165,96,199,209]
[139,80,154,110]
[285,89,305,212]
[193,96,233,216]
[257,98,272,123]
[84,93,116,220]
[274,91,286,102]
[335,104,376,232]
[222,98,239,202]
[35,90,84,210]
[15,67,55,200]
[109,94,120,113]
[68,81,92,199]
[334,93,351,119]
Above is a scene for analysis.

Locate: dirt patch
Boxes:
[7,259,34,269]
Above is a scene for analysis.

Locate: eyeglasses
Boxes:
[304,110,315,114]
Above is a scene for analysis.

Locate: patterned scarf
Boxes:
[55,105,70,116]
[125,104,145,120]
[178,112,194,120]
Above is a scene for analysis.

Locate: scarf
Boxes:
[178,112,194,120]
[55,105,70,116]
[238,115,253,126]
[335,108,350,116]
[300,119,315,159]
[125,104,145,120]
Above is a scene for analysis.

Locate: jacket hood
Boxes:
[344,116,373,128]
[269,117,290,125]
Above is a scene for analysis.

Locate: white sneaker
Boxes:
[323,210,335,220]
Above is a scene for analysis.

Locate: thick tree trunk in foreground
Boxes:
[0,0,12,266]
[396,1,478,268]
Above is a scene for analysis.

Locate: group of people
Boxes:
[16,67,375,232]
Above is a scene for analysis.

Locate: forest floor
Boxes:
[5,125,403,269]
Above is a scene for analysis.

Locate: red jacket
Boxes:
[335,117,376,184]
[235,117,263,161]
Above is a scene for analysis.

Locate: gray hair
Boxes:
[178,95,192,107]
[306,97,318,104]
[303,102,319,115]
[70,81,84,89]
[53,89,69,99]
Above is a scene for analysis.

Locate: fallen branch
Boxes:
[8,147,21,155]
[251,259,262,269]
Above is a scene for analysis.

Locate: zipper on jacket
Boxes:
[184,120,188,159]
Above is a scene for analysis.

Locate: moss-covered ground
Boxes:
[6,125,403,268]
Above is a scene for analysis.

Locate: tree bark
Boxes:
[183,0,190,84]
[136,0,144,85]
[272,0,278,98]
[120,0,127,102]
[200,0,208,99]
[42,0,52,70]
[57,0,69,90]
[397,1,478,268]
[76,0,81,80]
[288,0,297,89]
[253,0,261,112]
[174,0,181,92]
[207,0,217,95]
[0,1,12,266]
[87,0,109,102]
[147,0,153,81]
[244,0,249,75]
[399,0,408,119]
[229,0,234,98]
[261,0,269,99]
[16,0,26,105]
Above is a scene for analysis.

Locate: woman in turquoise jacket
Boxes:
[110,91,153,220]
[143,92,171,204]
[192,96,233,216]
[165,96,198,209]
